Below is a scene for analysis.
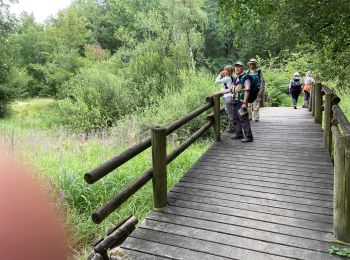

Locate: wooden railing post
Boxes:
[308,87,313,112]
[323,93,333,153]
[151,127,167,211]
[312,84,316,116]
[213,94,221,142]
[333,129,350,242]
[314,83,322,124]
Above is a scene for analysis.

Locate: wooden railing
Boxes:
[310,83,350,242]
[84,93,224,224]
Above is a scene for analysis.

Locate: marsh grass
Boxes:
[0,98,211,259]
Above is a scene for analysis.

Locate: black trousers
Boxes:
[232,103,253,139]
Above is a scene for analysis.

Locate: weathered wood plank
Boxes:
[130,228,291,260]
[143,216,334,259]
[161,206,333,241]
[176,181,333,208]
[192,159,334,176]
[112,248,170,260]
[167,192,333,223]
[189,164,334,184]
[198,156,334,172]
[184,171,332,195]
[171,186,333,215]
[187,168,333,190]
[167,199,332,231]
[180,175,333,199]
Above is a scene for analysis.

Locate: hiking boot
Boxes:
[241,137,253,143]
[293,105,297,109]
[231,134,243,140]
[255,119,259,122]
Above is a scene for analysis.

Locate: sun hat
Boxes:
[248,58,257,64]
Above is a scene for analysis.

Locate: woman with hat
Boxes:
[289,72,302,109]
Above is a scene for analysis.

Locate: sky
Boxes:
[10,0,72,23]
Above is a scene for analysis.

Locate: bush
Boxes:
[56,67,134,132]
[5,67,33,98]
[112,69,216,143]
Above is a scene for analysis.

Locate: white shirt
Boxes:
[215,75,234,97]
[304,76,315,85]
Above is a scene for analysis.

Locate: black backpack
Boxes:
[290,79,302,94]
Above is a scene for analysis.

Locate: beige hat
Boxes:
[293,72,300,77]
[248,58,257,64]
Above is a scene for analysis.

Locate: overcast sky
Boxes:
[10,0,72,23]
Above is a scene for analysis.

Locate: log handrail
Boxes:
[91,120,214,223]
[84,101,213,185]
[311,83,350,242]
[86,93,224,224]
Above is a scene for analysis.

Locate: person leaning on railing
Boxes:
[303,70,315,108]
[215,65,235,133]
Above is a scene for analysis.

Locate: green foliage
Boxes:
[329,246,350,257]
[0,84,13,117]
[56,67,134,132]
[110,69,215,143]
[218,0,350,90]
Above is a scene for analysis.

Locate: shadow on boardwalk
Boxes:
[114,107,341,260]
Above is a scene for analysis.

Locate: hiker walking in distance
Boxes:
[289,72,302,109]
[246,58,265,121]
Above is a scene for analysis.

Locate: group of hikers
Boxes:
[215,58,315,143]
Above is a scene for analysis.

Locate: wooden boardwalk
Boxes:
[114,107,341,260]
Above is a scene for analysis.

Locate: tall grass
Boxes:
[0,72,215,258]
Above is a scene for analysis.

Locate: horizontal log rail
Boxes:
[84,102,214,185]
[311,83,350,242]
[86,93,224,224]
[91,120,214,224]
[333,105,350,134]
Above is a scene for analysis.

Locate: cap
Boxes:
[248,58,257,64]
[234,61,244,66]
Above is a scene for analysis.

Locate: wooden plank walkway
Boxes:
[114,107,341,260]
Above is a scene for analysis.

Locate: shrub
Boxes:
[56,67,134,132]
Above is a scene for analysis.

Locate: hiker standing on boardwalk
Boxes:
[215,65,235,133]
[246,58,265,121]
[230,61,254,142]
[289,72,302,109]
[302,70,315,108]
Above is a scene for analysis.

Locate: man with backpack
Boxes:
[230,61,254,143]
[289,72,302,109]
[246,58,265,121]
